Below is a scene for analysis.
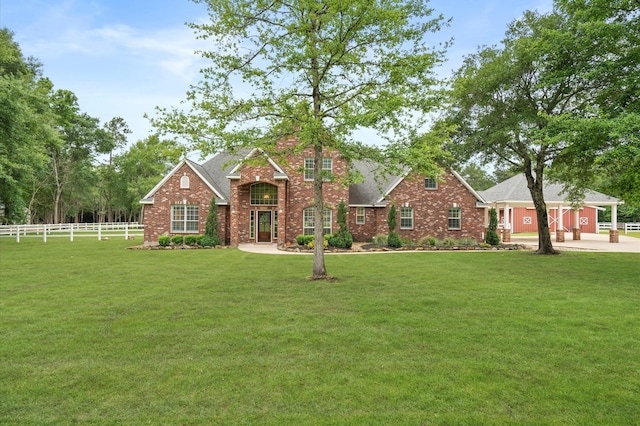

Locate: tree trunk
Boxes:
[524,168,558,255]
[312,144,327,279]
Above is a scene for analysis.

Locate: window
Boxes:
[304,157,333,181]
[171,205,199,233]
[400,207,413,229]
[274,211,278,238]
[250,183,278,205]
[249,210,255,239]
[180,175,190,189]
[356,207,365,225]
[303,207,332,235]
[448,207,461,230]
[425,177,437,190]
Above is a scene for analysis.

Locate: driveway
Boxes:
[511,233,640,253]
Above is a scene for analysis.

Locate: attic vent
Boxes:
[180,175,190,189]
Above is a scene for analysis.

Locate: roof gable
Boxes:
[140,158,227,204]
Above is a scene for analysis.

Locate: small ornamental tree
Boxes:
[329,200,353,249]
[387,203,402,248]
[485,207,500,245]
[201,197,221,246]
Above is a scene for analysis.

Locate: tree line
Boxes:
[0,29,184,224]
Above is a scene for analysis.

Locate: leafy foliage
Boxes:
[329,200,353,249]
[202,197,221,246]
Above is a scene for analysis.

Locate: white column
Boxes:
[70,224,74,242]
[504,204,511,230]
[557,205,563,232]
[611,204,618,230]
[43,224,47,243]
[16,225,20,243]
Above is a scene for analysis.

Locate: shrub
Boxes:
[458,237,478,246]
[158,235,171,247]
[308,238,328,250]
[418,235,437,246]
[201,235,219,247]
[442,237,457,247]
[486,207,500,245]
[329,232,353,249]
[372,234,388,246]
[171,235,184,245]
[184,235,198,246]
[401,237,415,246]
[204,197,221,246]
[387,231,402,248]
[296,235,314,246]
[329,200,353,248]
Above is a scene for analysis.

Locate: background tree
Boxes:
[99,117,131,222]
[444,10,620,254]
[458,162,496,191]
[152,0,447,279]
[0,29,56,223]
[546,0,639,207]
[47,89,108,223]
[114,134,184,222]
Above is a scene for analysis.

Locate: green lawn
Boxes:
[1,238,639,424]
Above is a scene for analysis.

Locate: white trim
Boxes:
[228,147,288,176]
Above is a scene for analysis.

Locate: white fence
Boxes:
[597,222,640,233]
[0,222,144,242]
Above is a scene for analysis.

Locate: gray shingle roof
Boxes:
[478,174,620,205]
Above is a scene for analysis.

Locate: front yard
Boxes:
[1,238,639,424]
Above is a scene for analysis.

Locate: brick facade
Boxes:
[142,140,486,246]
[142,163,228,244]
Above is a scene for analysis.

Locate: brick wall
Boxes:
[142,163,227,244]
[377,171,485,242]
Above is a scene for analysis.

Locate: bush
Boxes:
[308,238,328,250]
[401,237,415,246]
[296,235,314,246]
[418,235,437,246]
[372,234,388,246]
[442,237,457,247]
[201,235,219,247]
[387,231,402,248]
[486,207,500,245]
[184,235,198,246]
[171,235,184,245]
[204,197,221,245]
[457,237,478,246]
[158,235,171,247]
[329,232,353,249]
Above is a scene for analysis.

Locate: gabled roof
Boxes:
[478,174,621,206]
[140,158,229,204]
[348,161,486,206]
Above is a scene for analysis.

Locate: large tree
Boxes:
[444,9,630,254]
[153,0,447,279]
[547,0,640,206]
[0,29,56,223]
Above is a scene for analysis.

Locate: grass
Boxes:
[1,238,639,424]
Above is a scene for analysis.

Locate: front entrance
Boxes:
[257,211,272,243]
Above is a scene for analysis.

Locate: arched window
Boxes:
[250,183,278,205]
[180,175,190,189]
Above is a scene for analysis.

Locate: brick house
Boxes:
[140,138,487,246]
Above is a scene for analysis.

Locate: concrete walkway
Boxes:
[511,233,640,253]
[239,233,640,254]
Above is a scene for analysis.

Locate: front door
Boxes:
[257,211,272,243]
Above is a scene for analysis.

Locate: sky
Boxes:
[2,0,553,157]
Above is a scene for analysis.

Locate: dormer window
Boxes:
[180,175,190,189]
